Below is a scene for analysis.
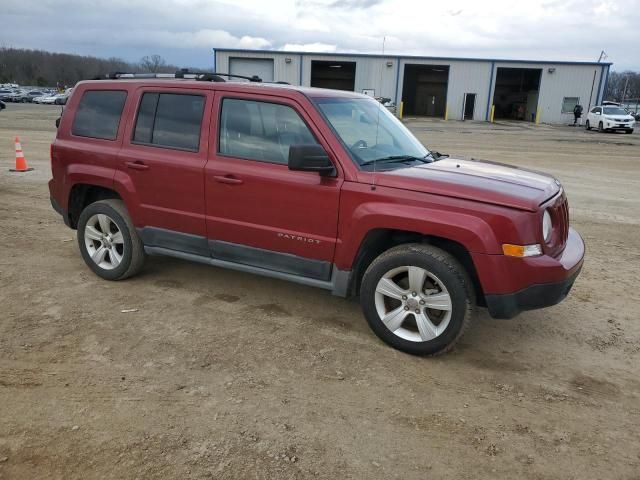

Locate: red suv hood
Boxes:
[372,158,560,211]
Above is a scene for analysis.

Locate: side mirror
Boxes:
[595,111,601,115]
[288,144,335,176]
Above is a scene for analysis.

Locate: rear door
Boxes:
[117,87,212,255]
[204,92,342,280]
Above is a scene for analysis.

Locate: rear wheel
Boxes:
[585,120,591,130]
[360,244,474,356]
[77,199,145,280]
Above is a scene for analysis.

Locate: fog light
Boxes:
[502,244,542,257]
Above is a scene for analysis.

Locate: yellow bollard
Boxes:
[535,107,541,124]
[399,101,404,119]
[490,105,495,123]
[444,105,449,121]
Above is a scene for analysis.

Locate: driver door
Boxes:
[204,92,342,280]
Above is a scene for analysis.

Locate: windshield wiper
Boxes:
[360,155,430,167]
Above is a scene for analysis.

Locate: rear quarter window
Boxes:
[72,90,127,140]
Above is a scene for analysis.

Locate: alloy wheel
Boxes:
[84,214,124,270]
[374,265,452,342]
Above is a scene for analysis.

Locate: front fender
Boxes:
[334,183,515,270]
[335,203,498,269]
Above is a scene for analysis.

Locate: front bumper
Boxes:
[473,228,585,319]
[485,264,582,319]
[605,121,634,130]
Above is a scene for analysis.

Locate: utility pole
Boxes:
[597,50,607,63]
[621,75,629,105]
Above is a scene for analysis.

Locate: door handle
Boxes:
[213,175,243,185]
[125,161,149,171]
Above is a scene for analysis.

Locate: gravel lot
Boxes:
[1,103,639,479]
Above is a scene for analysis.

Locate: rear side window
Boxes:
[133,92,205,151]
[72,90,127,140]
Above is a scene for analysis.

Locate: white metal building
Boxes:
[213,48,611,124]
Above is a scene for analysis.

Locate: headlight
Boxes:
[542,209,552,243]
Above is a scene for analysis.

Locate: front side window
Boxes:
[219,98,318,164]
[133,92,205,151]
[314,96,429,168]
[72,90,127,140]
[592,107,601,114]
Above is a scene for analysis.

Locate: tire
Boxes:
[77,199,145,280]
[360,243,474,356]
[598,121,604,132]
[625,129,633,134]
[585,120,591,130]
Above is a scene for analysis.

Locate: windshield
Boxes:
[603,107,627,115]
[314,97,429,166]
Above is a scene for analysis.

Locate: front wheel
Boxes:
[77,199,145,280]
[360,244,474,356]
[598,121,604,132]
[625,129,634,134]
[585,120,591,130]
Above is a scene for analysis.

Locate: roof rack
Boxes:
[96,69,264,83]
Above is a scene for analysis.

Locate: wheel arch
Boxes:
[348,228,485,306]
[67,183,122,229]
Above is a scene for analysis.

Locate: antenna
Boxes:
[372,35,386,191]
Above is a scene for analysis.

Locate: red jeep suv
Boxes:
[49,73,584,355]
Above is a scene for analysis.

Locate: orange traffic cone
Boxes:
[10,136,34,172]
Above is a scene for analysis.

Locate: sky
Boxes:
[2,0,639,71]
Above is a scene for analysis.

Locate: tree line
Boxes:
[604,71,640,103]
[0,48,181,87]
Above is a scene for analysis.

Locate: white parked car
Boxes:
[32,95,48,104]
[39,93,61,104]
[585,105,635,134]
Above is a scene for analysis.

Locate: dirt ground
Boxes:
[1,103,639,480]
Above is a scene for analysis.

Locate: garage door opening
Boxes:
[229,57,274,82]
[310,61,356,91]
[492,68,542,121]
[401,64,449,117]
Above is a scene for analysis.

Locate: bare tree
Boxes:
[139,54,167,73]
[604,71,640,102]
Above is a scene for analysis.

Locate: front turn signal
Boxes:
[502,244,542,257]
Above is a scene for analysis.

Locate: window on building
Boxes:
[219,98,318,164]
[561,97,580,114]
[72,90,127,140]
[133,92,205,151]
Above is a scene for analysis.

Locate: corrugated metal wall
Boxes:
[299,55,397,99]
[396,58,493,121]
[490,62,607,124]
[216,51,301,84]
[215,50,609,124]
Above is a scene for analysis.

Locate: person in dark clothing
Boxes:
[573,104,583,125]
